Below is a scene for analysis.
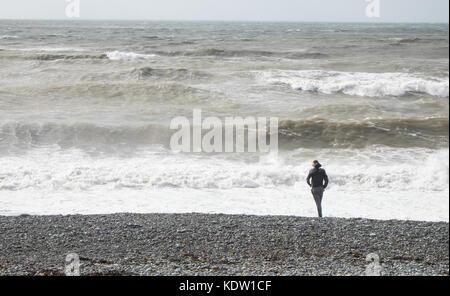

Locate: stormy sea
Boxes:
[0,21,448,221]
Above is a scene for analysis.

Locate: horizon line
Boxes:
[0,18,448,24]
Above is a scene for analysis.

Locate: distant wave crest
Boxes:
[0,35,18,40]
[258,70,449,97]
[30,53,107,61]
[155,48,326,59]
[106,51,157,61]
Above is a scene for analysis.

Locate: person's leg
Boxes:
[318,187,324,217]
[311,187,323,217]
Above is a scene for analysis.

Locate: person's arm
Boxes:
[306,170,312,187]
[323,170,329,189]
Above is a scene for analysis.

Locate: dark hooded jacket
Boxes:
[306,164,329,189]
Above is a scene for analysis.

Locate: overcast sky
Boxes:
[0,0,448,22]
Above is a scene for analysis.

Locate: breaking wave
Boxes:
[278,117,449,149]
[0,122,170,153]
[0,147,447,192]
[258,70,449,97]
[106,51,157,61]
[0,117,447,153]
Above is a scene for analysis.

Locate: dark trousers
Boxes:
[311,187,324,217]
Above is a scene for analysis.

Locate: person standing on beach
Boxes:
[306,160,329,218]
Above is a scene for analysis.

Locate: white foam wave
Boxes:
[106,51,156,61]
[0,148,448,221]
[258,70,449,97]
[0,35,18,40]
[0,147,447,192]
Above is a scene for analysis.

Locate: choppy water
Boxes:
[0,21,448,221]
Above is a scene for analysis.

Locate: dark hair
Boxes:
[313,160,322,168]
